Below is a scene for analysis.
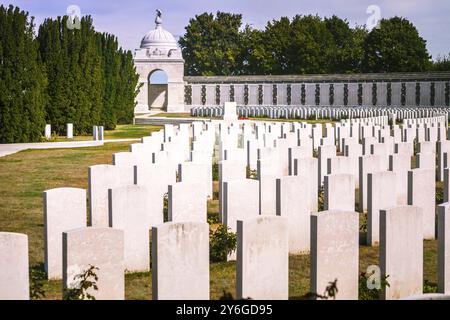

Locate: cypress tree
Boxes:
[117,49,139,124]
[0,5,47,143]
[37,15,138,135]
[1,6,138,141]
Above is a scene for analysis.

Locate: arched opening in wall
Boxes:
[148,69,168,111]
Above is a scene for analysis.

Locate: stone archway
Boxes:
[148,69,168,111]
[133,11,185,114]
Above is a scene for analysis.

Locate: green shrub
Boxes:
[318,186,325,212]
[207,212,220,225]
[63,265,99,300]
[423,280,438,294]
[359,271,390,300]
[210,224,237,263]
[246,166,257,179]
[360,213,368,233]
[29,267,46,300]
[163,193,168,222]
[212,163,219,181]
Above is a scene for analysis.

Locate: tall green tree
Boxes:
[287,14,335,74]
[38,15,138,134]
[324,16,367,73]
[362,17,431,72]
[97,34,139,129]
[433,54,450,71]
[115,49,139,125]
[38,16,103,135]
[179,12,243,76]
[0,5,47,143]
[180,12,436,76]
[238,26,270,75]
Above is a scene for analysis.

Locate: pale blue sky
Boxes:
[3,0,450,60]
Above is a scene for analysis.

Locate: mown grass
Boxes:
[0,143,136,268]
[104,124,162,139]
[151,113,195,118]
[54,124,162,141]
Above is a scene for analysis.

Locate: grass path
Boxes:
[54,124,162,142]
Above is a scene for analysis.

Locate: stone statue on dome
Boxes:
[155,9,162,26]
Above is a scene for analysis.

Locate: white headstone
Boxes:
[67,123,73,139]
[276,175,310,253]
[63,227,124,300]
[438,141,450,181]
[445,168,450,203]
[168,181,207,223]
[45,124,51,139]
[223,102,238,121]
[389,153,411,205]
[223,179,259,233]
[43,188,87,280]
[380,206,423,300]
[257,153,281,215]
[367,171,396,246]
[359,155,382,212]
[438,203,450,294]
[408,169,436,239]
[88,164,134,227]
[416,152,436,170]
[294,157,319,212]
[237,216,289,300]
[0,233,29,300]
[219,160,247,222]
[324,174,355,212]
[109,185,155,272]
[318,145,337,187]
[311,211,359,300]
[93,126,98,141]
[179,162,211,199]
[98,126,104,141]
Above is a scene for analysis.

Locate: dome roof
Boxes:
[140,12,177,49]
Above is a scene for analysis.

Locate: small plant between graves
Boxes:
[359,272,390,300]
[212,163,219,181]
[63,265,99,300]
[360,213,368,233]
[163,193,168,222]
[246,166,257,180]
[29,267,46,300]
[209,224,237,263]
[318,186,325,211]
[423,280,438,294]
[301,279,339,300]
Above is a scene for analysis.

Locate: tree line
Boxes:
[179,12,450,76]
[0,5,139,143]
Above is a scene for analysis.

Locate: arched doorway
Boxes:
[148,69,168,111]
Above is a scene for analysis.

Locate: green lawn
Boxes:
[0,123,440,300]
[151,113,194,118]
[104,124,163,139]
[54,124,163,142]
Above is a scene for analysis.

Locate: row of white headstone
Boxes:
[191,104,450,122]
[44,124,104,140]
[2,107,450,300]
